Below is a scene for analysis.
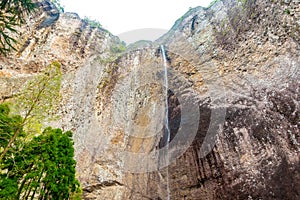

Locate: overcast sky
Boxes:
[60,0,213,43]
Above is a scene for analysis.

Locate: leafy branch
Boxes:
[0,0,36,55]
[0,61,62,162]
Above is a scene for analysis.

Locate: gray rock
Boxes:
[0,0,299,199]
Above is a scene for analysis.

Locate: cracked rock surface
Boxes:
[0,0,299,199]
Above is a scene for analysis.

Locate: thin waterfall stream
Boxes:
[160,45,171,200]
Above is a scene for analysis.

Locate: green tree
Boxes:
[0,61,62,162]
[0,104,27,199]
[0,104,24,151]
[0,0,36,54]
[0,104,81,199]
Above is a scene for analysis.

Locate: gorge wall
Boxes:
[0,0,299,199]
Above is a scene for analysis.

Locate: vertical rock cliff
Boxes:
[0,0,299,199]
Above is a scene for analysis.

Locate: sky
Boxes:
[60,0,213,43]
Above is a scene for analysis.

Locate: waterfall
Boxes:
[160,45,171,200]
[161,45,171,145]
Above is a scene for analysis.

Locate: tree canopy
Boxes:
[0,61,62,162]
[0,61,81,199]
[0,104,81,199]
[0,1,80,198]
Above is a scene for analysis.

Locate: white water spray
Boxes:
[161,45,171,200]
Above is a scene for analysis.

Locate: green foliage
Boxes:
[0,104,81,199]
[285,9,291,15]
[99,42,126,64]
[50,0,64,13]
[110,42,126,54]
[0,104,24,162]
[0,61,62,162]
[0,60,80,199]
[70,184,83,200]
[83,16,102,29]
[13,61,62,134]
[0,0,36,55]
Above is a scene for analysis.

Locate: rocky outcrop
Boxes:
[116,0,299,199]
[0,0,299,199]
[0,0,122,98]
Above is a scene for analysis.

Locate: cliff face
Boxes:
[0,0,122,99]
[0,0,299,199]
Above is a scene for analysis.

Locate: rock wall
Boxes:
[0,0,299,199]
[116,0,300,199]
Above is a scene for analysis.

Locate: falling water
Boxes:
[160,45,171,200]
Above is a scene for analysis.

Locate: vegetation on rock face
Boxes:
[0,104,81,199]
[0,61,81,199]
[50,0,64,13]
[83,16,102,29]
[0,0,64,54]
[0,61,62,162]
[0,0,36,54]
[14,61,62,133]
[110,42,126,54]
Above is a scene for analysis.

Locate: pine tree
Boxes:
[0,104,81,199]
